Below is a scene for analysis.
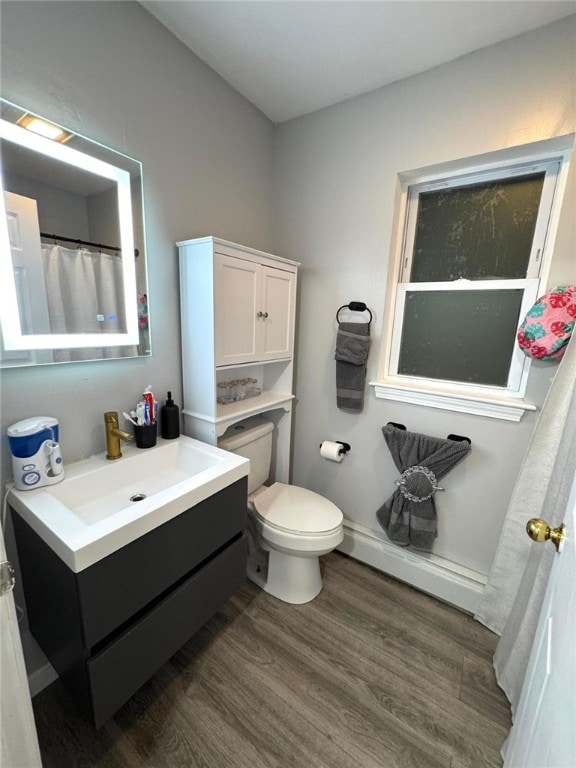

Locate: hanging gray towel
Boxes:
[376,424,471,550]
[335,322,370,411]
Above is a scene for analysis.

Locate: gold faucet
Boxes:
[104,411,134,460]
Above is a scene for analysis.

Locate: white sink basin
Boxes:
[8,436,249,572]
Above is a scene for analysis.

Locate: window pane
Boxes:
[411,173,545,282]
[398,289,525,386]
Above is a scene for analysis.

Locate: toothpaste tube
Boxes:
[143,386,155,424]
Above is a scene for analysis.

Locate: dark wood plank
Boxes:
[224,586,506,767]
[190,598,451,768]
[459,654,511,725]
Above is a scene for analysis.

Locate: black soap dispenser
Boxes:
[160,391,180,439]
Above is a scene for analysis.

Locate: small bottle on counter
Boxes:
[160,391,180,439]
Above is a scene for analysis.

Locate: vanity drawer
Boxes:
[88,533,246,728]
[78,477,247,647]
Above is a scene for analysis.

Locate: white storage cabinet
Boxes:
[178,237,299,483]
[214,252,295,366]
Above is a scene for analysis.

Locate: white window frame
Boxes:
[371,138,573,421]
[390,279,540,394]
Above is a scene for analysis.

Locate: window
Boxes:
[374,142,572,421]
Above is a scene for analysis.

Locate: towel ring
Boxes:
[336,302,373,328]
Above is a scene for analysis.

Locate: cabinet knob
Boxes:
[257,311,269,319]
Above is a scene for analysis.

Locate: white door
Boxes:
[214,253,260,366]
[0,527,42,767]
[260,266,295,361]
[2,191,53,365]
[503,468,576,767]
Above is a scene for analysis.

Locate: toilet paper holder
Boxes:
[319,441,351,456]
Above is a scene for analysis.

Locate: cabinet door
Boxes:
[215,253,260,366]
[261,266,295,361]
[88,535,247,728]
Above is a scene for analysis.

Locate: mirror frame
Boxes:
[0,111,139,350]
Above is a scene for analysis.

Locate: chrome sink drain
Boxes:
[130,493,147,502]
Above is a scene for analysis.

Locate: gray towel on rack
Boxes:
[335,322,370,411]
[376,424,471,550]
[335,325,371,365]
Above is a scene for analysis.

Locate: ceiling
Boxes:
[142,1,575,123]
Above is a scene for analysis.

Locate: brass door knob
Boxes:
[526,518,566,552]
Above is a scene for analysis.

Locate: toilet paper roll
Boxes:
[320,440,344,462]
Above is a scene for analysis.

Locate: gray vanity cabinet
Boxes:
[12,477,247,727]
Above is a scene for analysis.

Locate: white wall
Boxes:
[272,18,575,603]
[0,1,274,477]
[3,175,92,241]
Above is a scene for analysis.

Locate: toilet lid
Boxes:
[253,483,343,535]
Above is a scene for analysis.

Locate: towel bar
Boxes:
[387,423,471,445]
[447,433,472,445]
[336,302,373,328]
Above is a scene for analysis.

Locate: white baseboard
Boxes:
[338,520,487,614]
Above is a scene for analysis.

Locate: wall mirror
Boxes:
[0,98,150,366]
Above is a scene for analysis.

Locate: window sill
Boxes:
[369,380,537,422]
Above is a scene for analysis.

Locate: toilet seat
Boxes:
[252,482,343,536]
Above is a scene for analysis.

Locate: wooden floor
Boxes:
[32,552,511,768]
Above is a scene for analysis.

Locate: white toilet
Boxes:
[218,417,343,604]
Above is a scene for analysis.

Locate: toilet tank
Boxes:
[218,417,274,494]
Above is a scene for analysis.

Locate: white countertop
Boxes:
[8,435,249,573]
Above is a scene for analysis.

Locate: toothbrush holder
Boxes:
[134,422,157,449]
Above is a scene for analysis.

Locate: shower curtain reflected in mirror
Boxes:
[41,244,137,362]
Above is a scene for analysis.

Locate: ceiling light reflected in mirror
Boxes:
[18,114,72,143]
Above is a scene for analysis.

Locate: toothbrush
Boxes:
[135,401,146,426]
[123,411,138,426]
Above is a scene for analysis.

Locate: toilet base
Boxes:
[246,549,268,590]
[257,548,323,605]
[244,508,341,605]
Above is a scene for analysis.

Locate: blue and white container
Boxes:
[8,416,65,491]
